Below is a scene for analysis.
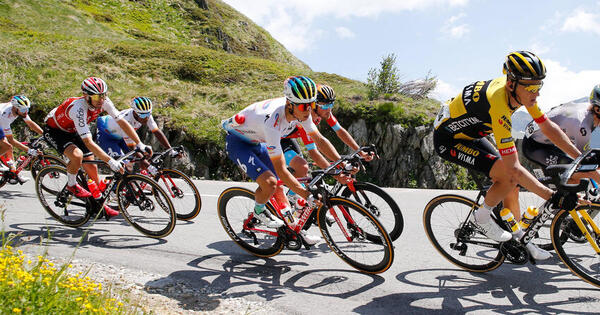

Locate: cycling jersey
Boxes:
[97,109,159,144]
[221,97,317,157]
[434,76,547,157]
[0,102,32,136]
[45,97,120,138]
[524,97,595,152]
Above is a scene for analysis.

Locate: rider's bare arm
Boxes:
[307,147,330,169]
[25,119,43,135]
[117,118,142,145]
[82,137,113,163]
[5,134,28,152]
[151,129,171,149]
[309,130,341,162]
[538,118,581,159]
[502,152,553,200]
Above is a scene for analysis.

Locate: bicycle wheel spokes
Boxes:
[318,197,394,274]
[552,208,600,287]
[31,154,66,179]
[35,166,90,227]
[117,174,176,238]
[423,195,504,272]
[341,182,404,242]
[217,187,284,257]
[155,169,201,220]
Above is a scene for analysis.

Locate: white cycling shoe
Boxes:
[526,243,552,261]
[470,215,512,242]
[300,230,321,245]
[253,211,284,228]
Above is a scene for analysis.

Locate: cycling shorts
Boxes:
[281,138,302,166]
[433,129,500,176]
[0,128,4,140]
[98,128,131,159]
[225,133,276,180]
[44,126,92,157]
[522,136,572,167]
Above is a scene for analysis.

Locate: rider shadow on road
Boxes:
[0,189,36,200]
[7,222,166,250]
[140,240,386,312]
[356,262,600,314]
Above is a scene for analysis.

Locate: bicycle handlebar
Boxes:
[544,148,600,194]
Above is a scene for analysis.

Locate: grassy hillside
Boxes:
[0,0,439,147]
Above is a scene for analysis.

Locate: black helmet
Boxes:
[503,51,546,80]
[591,84,600,107]
[316,84,336,103]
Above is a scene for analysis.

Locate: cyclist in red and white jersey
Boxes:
[0,95,44,183]
[43,77,152,217]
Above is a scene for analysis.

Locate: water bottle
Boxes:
[520,206,539,229]
[500,208,520,233]
[282,206,295,225]
[87,179,101,199]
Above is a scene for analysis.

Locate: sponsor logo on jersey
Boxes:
[499,146,517,156]
[76,107,86,128]
[580,127,587,137]
[486,153,498,161]
[457,152,475,165]
[438,145,447,154]
[545,154,558,165]
[267,145,276,152]
[273,113,280,128]
[500,137,514,144]
[445,117,482,132]
[462,81,485,106]
[499,115,511,131]
[478,130,490,137]
[450,149,457,157]
[453,143,480,156]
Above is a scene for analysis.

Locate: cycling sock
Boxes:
[67,173,77,186]
[512,229,525,240]
[254,203,266,214]
[475,202,494,222]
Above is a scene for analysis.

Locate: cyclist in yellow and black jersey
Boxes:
[433,51,581,260]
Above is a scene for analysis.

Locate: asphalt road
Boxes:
[1,172,599,314]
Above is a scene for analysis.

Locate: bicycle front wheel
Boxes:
[423,194,504,272]
[340,182,404,242]
[317,197,394,274]
[116,174,176,238]
[35,165,91,227]
[31,154,66,179]
[552,207,600,288]
[217,187,284,257]
[154,168,201,220]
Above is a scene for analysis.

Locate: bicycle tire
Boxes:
[31,154,66,179]
[153,168,201,220]
[35,165,91,227]
[551,207,600,288]
[217,187,284,257]
[317,197,394,274]
[0,171,7,189]
[423,194,505,272]
[116,174,176,238]
[340,181,404,242]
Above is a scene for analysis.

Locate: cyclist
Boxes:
[221,76,340,244]
[97,96,176,161]
[433,51,581,260]
[282,84,373,178]
[522,84,600,184]
[43,77,153,217]
[0,95,44,183]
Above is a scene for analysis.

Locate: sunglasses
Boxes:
[520,82,543,94]
[90,93,107,101]
[292,101,316,112]
[317,102,334,110]
[16,107,29,114]
[136,112,151,119]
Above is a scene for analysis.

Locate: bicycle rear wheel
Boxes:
[423,194,504,272]
[154,168,201,220]
[317,197,394,274]
[31,154,66,179]
[340,182,404,242]
[35,166,91,227]
[217,187,284,257]
[116,174,176,238]
[552,207,600,288]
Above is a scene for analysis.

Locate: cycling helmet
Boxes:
[284,76,317,103]
[503,51,546,80]
[131,96,153,114]
[81,77,108,95]
[316,84,336,103]
[591,84,600,107]
[10,95,31,112]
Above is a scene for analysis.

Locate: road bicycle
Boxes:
[317,144,404,242]
[130,145,201,220]
[0,137,65,188]
[423,148,600,288]
[35,149,176,238]
[217,155,395,274]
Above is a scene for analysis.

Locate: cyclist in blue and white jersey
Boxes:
[221,76,341,243]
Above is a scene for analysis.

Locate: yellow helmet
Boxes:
[503,51,546,80]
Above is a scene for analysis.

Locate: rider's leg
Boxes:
[81,154,100,184]
[502,186,521,220]
[64,144,83,180]
[255,171,277,205]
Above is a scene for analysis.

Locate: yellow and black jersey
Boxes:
[434,76,547,156]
